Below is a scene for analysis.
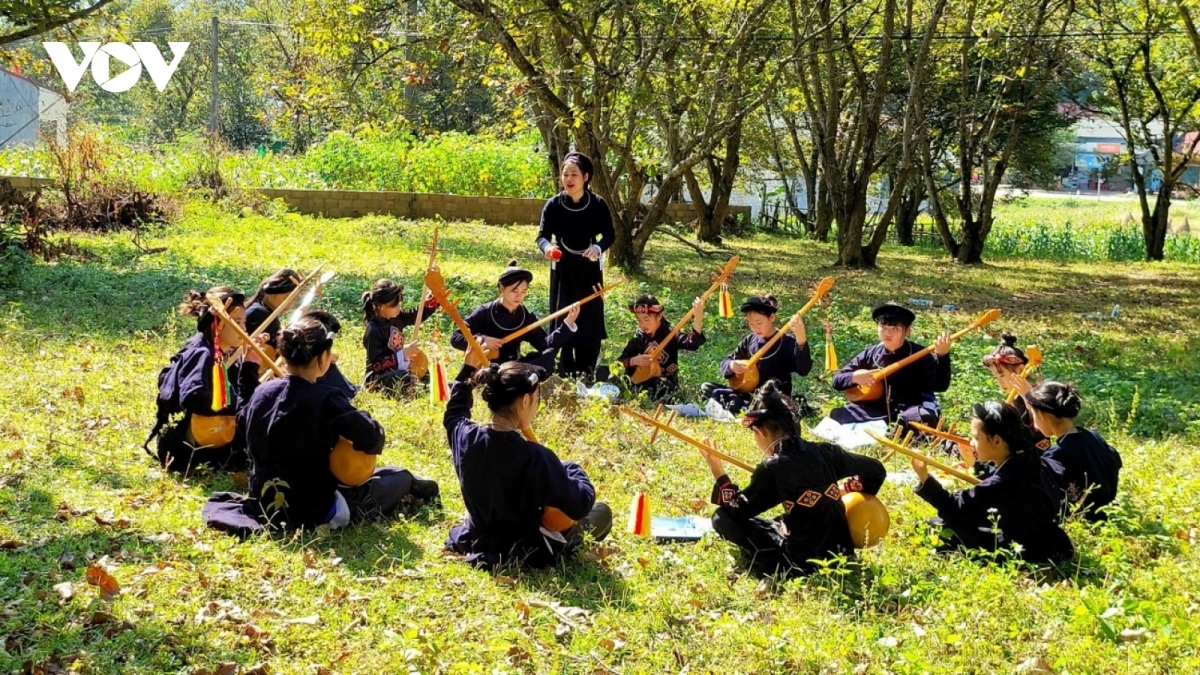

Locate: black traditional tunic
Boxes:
[618,323,706,399]
[701,331,812,414]
[719,331,812,396]
[246,301,356,398]
[239,376,385,527]
[361,298,439,390]
[536,191,616,342]
[710,437,886,576]
[1044,428,1122,521]
[450,299,577,366]
[830,341,951,426]
[443,365,598,568]
[915,457,1074,563]
[152,334,260,471]
[244,302,281,348]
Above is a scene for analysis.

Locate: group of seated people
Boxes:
[148,268,1122,577]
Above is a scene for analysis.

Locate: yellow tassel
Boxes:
[718,284,734,318]
[824,320,838,372]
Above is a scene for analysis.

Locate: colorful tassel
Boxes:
[627,491,652,537]
[824,320,839,373]
[211,323,231,410]
[718,283,734,318]
[430,355,450,404]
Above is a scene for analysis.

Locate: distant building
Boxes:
[0,68,68,149]
[1061,105,1165,191]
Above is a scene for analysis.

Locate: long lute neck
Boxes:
[874,322,977,379]
[501,282,621,346]
[425,269,490,365]
[410,228,441,342]
[645,288,715,360]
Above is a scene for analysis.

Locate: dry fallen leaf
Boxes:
[507,645,532,665]
[85,562,121,600]
[282,615,321,626]
[215,663,239,675]
[598,637,626,651]
[53,582,75,602]
[0,539,22,550]
[244,664,271,675]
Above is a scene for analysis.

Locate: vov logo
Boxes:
[42,42,190,93]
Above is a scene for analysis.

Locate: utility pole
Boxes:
[209,15,219,142]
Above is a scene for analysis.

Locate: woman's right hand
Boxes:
[629,354,653,367]
[544,245,562,261]
[851,369,877,387]
[729,360,749,375]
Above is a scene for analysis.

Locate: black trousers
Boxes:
[700,382,753,414]
[557,342,603,381]
[561,502,614,550]
[339,467,421,521]
[712,508,810,578]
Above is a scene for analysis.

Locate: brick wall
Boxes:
[256,188,751,226]
[1,176,751,226]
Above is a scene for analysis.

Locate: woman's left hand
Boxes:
[911,456,929,482]
[1001,371,1032,398]
[700,437,724,478]
[790,314,807,345]
[583,245,602,262]
[243,333,270,365]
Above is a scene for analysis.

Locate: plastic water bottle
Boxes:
[942,304,956,311]
[909,298,933,308]
[1111,304,1120,319]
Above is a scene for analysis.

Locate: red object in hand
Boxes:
[550,249,562,261]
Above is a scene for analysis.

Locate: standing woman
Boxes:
[536,152,616,382]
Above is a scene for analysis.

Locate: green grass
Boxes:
[908,196,1200,263]
[2,202,1199,673]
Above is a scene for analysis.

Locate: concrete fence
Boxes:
[1,175,750,226]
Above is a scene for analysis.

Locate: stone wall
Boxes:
[0,177,752,226]
[256,188,751,226]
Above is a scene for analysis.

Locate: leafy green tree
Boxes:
[1,0,117,47]
[915,0,1075,264]
[446,0,779,269]
[1086,0,1200,260]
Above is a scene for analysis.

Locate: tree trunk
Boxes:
[954,213,988,264]
[813,187,833,242]
[895,182,924,246]
[1144,191,1169,261]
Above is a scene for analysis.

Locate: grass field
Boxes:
[1,202,1199,674]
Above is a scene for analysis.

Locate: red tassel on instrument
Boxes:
[430,356,450,404]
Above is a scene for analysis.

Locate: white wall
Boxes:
[0,70,41,149]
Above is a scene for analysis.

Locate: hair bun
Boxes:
[1002,333,1018,346]
[506,258,519,267]
[764,295,779,307]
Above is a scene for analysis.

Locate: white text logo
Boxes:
[42,42,190,93]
